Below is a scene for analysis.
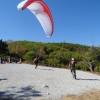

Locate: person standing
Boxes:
[0,57,1,64]
[69,58,77,79]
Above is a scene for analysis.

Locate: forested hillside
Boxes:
[0,39,100,72]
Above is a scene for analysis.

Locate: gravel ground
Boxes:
[0,64,100,100]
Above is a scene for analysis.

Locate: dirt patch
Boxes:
[59,89,100,100]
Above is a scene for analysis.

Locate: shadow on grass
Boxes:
[0,86,42,100]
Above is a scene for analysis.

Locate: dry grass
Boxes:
[60,89,100,100]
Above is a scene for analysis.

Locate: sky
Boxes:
[0,0,100,46]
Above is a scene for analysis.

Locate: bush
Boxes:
[46,59,60,67]
[94,66,100,72]
[23,51,35,61]
[76,61,89,71]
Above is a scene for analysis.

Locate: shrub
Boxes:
[94,66,100,72]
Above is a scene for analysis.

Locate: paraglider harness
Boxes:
[70,61,75,67]
[34,57,39,64]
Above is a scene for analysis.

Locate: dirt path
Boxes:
[40,72,100,100]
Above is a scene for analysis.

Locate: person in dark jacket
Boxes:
[34,56,39,69]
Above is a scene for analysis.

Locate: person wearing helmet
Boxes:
[69,58,77,79]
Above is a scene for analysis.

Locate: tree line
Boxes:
[1,39,100,72]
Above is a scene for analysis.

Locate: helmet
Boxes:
[72,58,74,60]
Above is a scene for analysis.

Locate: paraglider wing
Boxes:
[17,0,54,37]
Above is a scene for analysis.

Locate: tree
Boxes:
[23,51,35,61]
[0,39,9,56]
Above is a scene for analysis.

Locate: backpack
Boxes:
[70,61,75,67]
[34,58,39,63]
